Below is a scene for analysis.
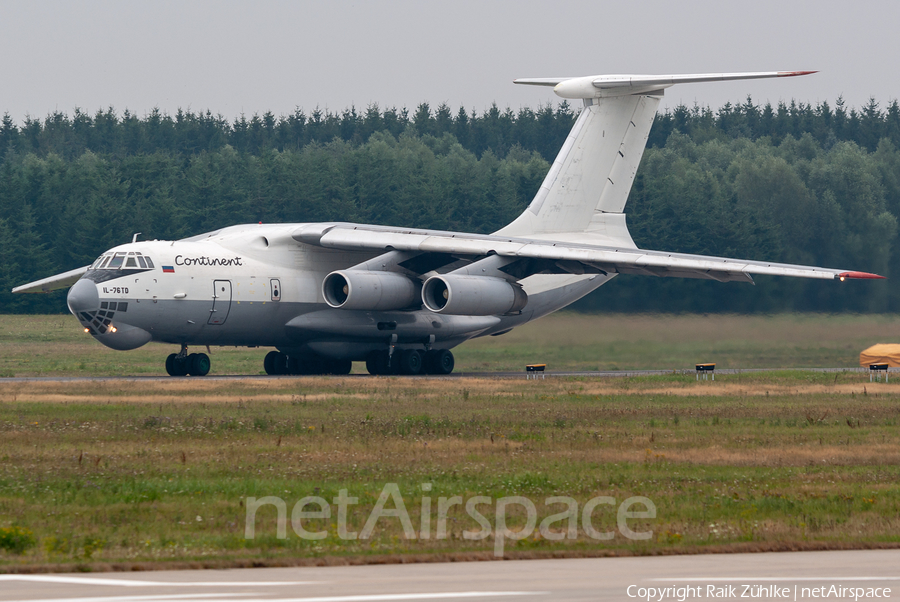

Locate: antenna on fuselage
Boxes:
[132,233,142,243]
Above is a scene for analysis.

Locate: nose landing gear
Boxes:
[165,345,211,377]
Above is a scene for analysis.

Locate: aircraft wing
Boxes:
[11,265,90,293]
[294,224,882,283]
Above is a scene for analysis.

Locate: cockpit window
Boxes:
[92,251,156,270]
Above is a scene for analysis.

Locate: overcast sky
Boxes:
[2,0,899,124]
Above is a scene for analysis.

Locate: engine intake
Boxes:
[421,275,527,315]
[322,271,419,311]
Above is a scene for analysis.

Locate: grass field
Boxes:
[0,313,899,571]
[1,312,897,376]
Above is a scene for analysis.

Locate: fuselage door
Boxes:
[270,279,281,302]
[208,280,232,325]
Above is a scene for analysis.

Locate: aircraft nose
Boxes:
[67,278,99,315]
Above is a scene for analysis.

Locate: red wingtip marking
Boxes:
[778,70,818,77]
[838,271,886,280]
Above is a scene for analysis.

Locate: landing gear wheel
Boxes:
[425,349,454,375]
[366,350,390,375]
[287,355,305,375]
[165,353,179,376]
[327,358,353,375]
[398,349,423,375]
[365,351,381,375]
[294,356,322,375]
[189,353,211,376]
[165,353,189,376]
[264,350,287,375]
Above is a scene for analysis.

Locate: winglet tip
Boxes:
[838,271,886,281]
[778,70,818,77]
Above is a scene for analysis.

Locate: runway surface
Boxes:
[1,550,899,602]
[0,367,874,383]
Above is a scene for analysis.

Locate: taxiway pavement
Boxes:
[0,366,873,383]
[1,550,899,602]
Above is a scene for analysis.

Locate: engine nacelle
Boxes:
[322,270,419,311]
[421,275,527,315]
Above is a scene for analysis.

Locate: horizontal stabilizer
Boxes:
[512,77,571,87]
[515,70,816,99]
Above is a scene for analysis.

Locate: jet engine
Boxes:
[322,270,419,311]
[421,275,527,315]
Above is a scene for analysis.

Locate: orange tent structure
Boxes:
[859,344,900,367]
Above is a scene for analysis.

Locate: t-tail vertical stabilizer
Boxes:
[495,71,816,245]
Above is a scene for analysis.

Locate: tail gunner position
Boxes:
[13,71,883,376]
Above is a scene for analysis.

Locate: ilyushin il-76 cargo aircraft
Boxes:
[13,70,883,377]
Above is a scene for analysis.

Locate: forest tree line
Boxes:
[1,96,899,314]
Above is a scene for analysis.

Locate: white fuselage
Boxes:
[68,223,611,360]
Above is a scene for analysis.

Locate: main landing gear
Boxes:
[263,351,353,376]
[165,345,211,377]
[164,346,454,377]
[365,348,454,376]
